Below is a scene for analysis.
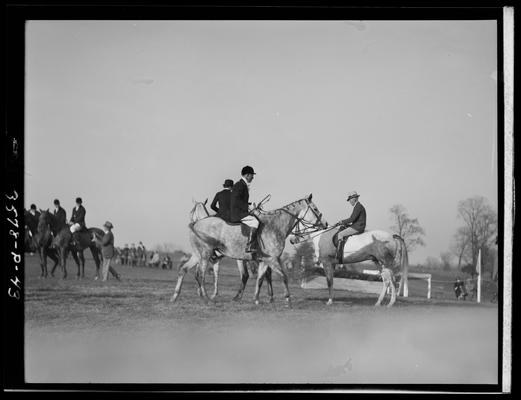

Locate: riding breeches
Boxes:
[70,223,81,233]
[337,227,360,241]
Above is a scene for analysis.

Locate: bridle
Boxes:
[281,199,327,240]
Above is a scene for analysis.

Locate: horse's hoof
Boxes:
[255,300,260,305]
[374,302,382,307]
[94,276,99,281]
[268,297,274,303]
[326,299,333,306]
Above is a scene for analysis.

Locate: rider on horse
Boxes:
[211,179,233,222]
[334,191,367,261]
[25,204,40,237]
[53,199,67,233]
[230,166,259,253]
[70,197,87,246]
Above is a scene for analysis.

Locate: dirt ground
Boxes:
[24,255,499,384]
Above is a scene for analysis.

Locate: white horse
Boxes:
[290,225,409,307]
[185,199,273,301]
[171,195,326,305]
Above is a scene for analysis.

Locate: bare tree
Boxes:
[389,204,426,253]
[457,196,497,268]
[440,251,453,271]
[451,226,472,269]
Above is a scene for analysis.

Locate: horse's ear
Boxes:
[308,193,313,201]
[204,199,208,205]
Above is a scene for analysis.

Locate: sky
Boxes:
[25,20,498,264]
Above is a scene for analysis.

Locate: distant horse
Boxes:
[33,210,62,278]
[290,225,409,308]
[51,225,104,279]
[186,199,271,301]
[171,194,326,305]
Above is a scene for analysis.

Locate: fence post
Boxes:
[427,276,431,299]
[477,249,482,303]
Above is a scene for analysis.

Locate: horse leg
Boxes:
[233,260,249,301]
[387,271,397,307]
[265,267,274,303]
[39,247,47,278]
[271,258,292,307]
[210,261,219,300]
[253,262,269,305]
[324,261,335,305]
[198,257,212,302]
[91,247,102,280]
[375,268,391,307]
[170,254,199,303]
[49,249,59,277]
[77,251,86,279]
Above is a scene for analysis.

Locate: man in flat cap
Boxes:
[230,166,259,253]
[92,221,120,281]
[211,179,234,222]
[335,191,367,261]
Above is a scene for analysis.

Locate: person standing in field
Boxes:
[211,179,234,222]
[92,221,121,281]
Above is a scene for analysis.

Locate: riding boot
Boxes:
[336,237,346,263]
[245,228,258,253]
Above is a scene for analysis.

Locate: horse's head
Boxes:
[189,199,210,223]
[37,209,54,233]
[288,194,327,244]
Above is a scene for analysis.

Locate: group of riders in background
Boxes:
[24,198,173,270]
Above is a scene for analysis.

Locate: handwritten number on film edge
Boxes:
[6,190,21,300]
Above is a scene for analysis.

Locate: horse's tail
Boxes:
[188,222,225,250]
[393,234,409,297]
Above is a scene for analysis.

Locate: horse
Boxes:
[32,210,62,278]
[290,225,409,308]
[186,199,272,301]
[51,224,104,279]
[171,194,326,305]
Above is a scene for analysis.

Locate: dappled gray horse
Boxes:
[171,194,326,305]
[291,227,409,307]
[187,199,272,301]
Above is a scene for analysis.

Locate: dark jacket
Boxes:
[71,205,86,228]
[25,211,40,235]
[230,179,250,222]
[53,207,67,230]
[94,231,115,259]
[340,201,366,232]
[211,189,232,222]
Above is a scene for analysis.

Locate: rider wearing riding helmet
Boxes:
[230,166,259,253]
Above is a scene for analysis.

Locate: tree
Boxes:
[451,226,472,269]
[440,251,453,271]
[292,241,316,270]
[389,204,426,253]
[456,196,497,268]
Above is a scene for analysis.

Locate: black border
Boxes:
[3,3,511,393]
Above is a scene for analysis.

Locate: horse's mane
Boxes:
[256,197,307,216]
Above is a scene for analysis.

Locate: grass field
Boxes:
[24,254,499,384]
